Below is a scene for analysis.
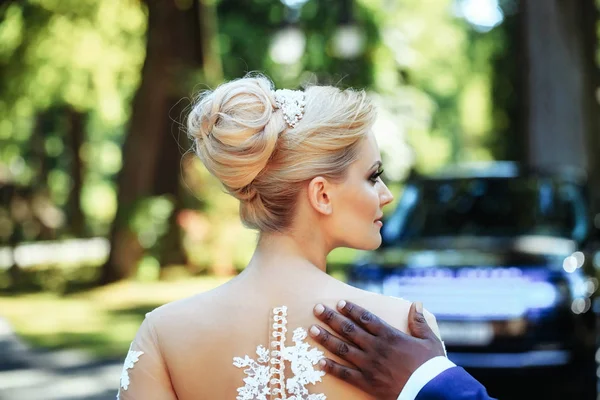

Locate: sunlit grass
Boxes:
[0,276,230,359]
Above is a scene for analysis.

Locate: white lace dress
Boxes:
[232,306,326,400]
[116,306,327,400]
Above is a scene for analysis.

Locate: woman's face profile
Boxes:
[328,131,394,251]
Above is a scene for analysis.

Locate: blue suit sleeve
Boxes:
[415,366,497,400]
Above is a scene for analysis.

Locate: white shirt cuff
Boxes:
[396,356,456,400]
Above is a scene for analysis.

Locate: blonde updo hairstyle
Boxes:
[187,74,376,232]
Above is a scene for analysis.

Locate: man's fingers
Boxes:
[309,324,366,366]
[407,302,436,340]
[336,300,387,336]
[313,304,371,349]
[318,358,368,391]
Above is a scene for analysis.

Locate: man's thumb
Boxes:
[408,302,434,339]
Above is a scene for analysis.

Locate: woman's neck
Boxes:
[245,231,329,276]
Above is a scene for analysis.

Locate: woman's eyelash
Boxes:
[369,168,384,182]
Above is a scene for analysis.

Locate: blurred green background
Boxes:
[1,0,599,366]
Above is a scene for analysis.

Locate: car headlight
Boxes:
[527,281,560,309]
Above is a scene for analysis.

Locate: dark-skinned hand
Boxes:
[308,300,446,400]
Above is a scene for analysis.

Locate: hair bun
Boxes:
[188,74,376,233]
[187,76,287,198]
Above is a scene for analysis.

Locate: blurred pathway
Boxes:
[0,317,122,400]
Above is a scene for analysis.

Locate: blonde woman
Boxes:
[117,74,441,400]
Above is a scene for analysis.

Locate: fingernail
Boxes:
[415,302,423,314]
[319,359,327,368]
[337,300,346,310]
[314,304,325,316]
[309,325,320,337]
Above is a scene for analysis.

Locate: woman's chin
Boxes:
[338,232,382,251]
[369,239,382,251]
[354,236,382,251]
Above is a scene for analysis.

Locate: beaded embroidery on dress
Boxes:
[233,306,326,400]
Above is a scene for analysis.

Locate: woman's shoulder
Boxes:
[336,279,411,307]
[144,283,232,330]
[335,282,439,335]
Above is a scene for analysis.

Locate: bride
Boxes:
[117,74,441,399]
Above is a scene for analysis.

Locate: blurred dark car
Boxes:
[347,162,599,399]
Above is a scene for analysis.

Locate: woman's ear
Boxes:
[307,176,333,216]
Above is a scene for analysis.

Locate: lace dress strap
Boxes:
[233,306,327,400]
[269,306,288,398]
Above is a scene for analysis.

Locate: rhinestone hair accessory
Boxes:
[274,89,305,128]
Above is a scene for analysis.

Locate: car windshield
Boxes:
[382,177,589,243]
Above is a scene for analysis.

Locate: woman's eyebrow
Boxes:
[368,161,382,170]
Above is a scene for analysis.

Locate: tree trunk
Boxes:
[32,112,49,189]
[520,0,598,173]
[66,106,86,237]
[579,0,600,216]
[489,6,526,162]
[100,0,203,284]
[198,0,223,86]
[153,96,189,269]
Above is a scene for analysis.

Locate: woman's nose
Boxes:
[380,182,394,206]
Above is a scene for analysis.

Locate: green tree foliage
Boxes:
[0,0,146,241]
[216,0,380,88]
[0,0,511,287]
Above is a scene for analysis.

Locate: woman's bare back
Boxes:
[118,266,439,399]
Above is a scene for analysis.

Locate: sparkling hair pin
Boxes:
[273,89,305,128]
